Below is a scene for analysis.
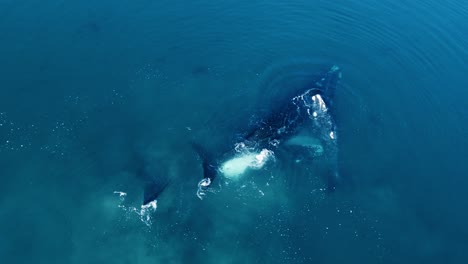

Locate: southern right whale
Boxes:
[192,65,342,199]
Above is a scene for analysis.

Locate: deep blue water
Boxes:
[1,0,467,263]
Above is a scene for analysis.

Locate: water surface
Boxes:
[0,0,467,263]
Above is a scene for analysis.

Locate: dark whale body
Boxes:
[141,65,342,205]
[193,65,342,198]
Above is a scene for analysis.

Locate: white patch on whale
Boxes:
[311,94,327,112]
[219,149,274,179]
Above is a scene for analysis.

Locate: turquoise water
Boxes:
[1,0,467,263]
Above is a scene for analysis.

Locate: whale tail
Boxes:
[190,142,218,184]
[129,148,170,205]
[142,172,169,205]
[143,182,168,205]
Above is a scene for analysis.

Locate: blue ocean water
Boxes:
[0,0,467,263]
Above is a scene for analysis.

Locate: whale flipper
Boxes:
[191,142,217,184]
[130,148,171,205]
[143,176,169,205]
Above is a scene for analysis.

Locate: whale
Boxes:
[193,65,342,199]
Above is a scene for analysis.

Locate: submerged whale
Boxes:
[193,65,342,199]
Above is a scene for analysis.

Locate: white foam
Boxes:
[113,191,157,227]
[138,200,157,225]
[113,191,127,197]
[141,200,157,211]
[219,149,273,179]
[220,153,257,178]
[196,178,211,200]
[254,149,272,167]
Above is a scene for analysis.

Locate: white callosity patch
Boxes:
[220,148,274,179]
[303,91,337,142]
[311,94,328,113]
[293,90,329,123]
